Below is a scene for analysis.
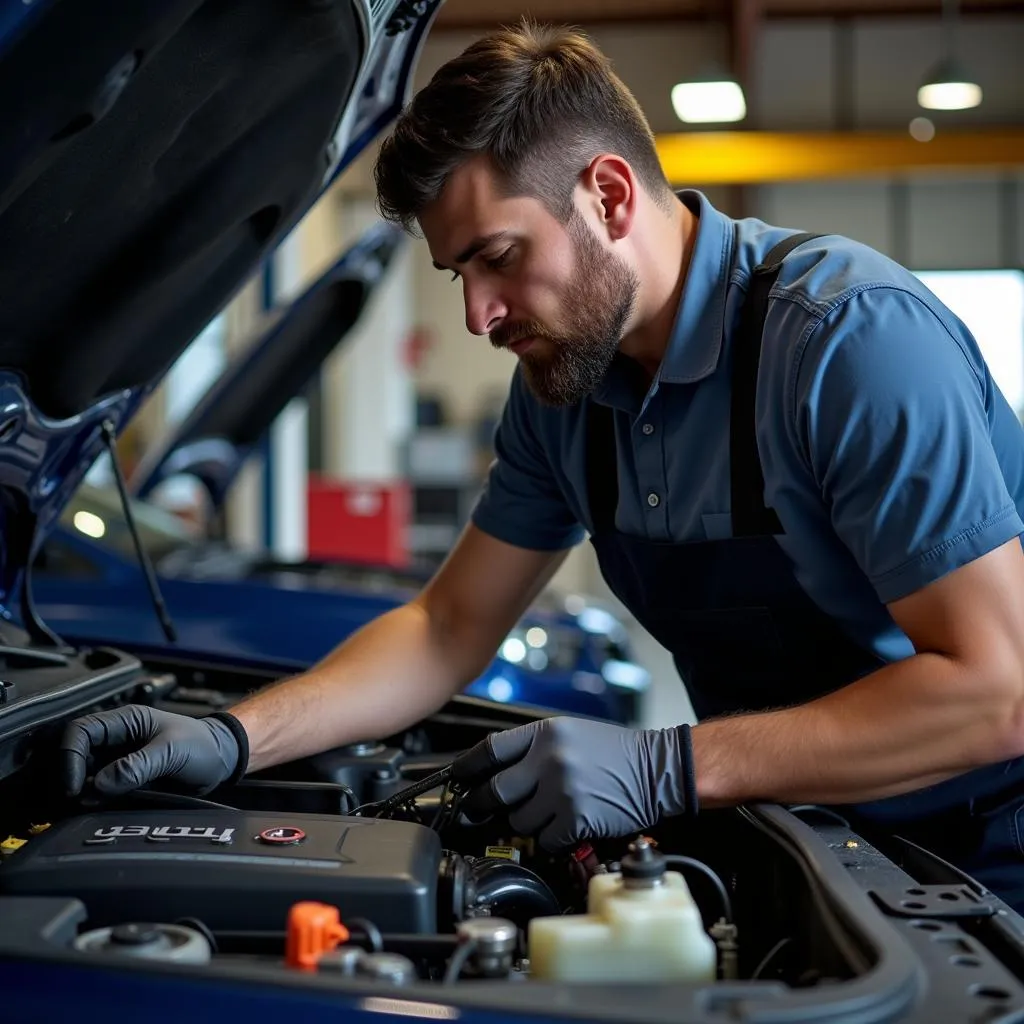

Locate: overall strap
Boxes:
[730,231,824,537]
[586,230,826,539]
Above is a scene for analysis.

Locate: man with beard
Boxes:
[62,23,1024,910]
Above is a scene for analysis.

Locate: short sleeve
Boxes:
[797,286,1024,605]
[471,368,585,551]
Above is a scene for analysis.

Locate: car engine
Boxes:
[0,810,445,934]
[4,654,1024,1024]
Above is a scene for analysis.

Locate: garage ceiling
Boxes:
[434,0,1024,30]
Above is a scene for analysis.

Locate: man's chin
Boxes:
[521,363,593,408]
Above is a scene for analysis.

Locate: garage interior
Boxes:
[6,0,1024,1009]
[103,0,1024,732]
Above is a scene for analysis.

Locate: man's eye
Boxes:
[486,249,512,270]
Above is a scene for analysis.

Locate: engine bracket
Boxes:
[870,883,1000,919]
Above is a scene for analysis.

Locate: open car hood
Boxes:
[0,0,439,632]
[131,220,407,509]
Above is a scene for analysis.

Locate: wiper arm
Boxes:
[102,421,177,643]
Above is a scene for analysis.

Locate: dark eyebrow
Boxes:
[432,231,510,272]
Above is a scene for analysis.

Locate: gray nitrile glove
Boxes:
[451,717,697,851]
[61,705,248,797]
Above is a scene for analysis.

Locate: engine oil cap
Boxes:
[621,837,665,885]
[257,826,306,846]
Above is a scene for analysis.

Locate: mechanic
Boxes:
[62,23,1024,910]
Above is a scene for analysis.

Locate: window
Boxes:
[914,270,1024,417]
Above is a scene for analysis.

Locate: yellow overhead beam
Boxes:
[655,129,1024,186]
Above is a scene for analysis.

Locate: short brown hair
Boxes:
[373,20,673,232]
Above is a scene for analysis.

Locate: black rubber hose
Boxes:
[466,858,561,926]
[346,917,384,953]
[662,854,733,924]
[443,938,477,984]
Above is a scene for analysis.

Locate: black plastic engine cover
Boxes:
[0,810,442,934]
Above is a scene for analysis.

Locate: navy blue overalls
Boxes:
[585,232,1024,911]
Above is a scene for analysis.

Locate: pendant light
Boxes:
[671,70,747,124]
[671,1,747,125]
[917,0,982,110]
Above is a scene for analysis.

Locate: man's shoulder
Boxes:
[745,228,975,384]
[758,230,928,317]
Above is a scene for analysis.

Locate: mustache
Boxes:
[490,321,552,350]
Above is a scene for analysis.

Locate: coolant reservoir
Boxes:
[528,840,718,983]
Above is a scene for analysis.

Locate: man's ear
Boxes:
[579,154,636,242]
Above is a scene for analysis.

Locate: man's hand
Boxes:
[61,706,247,798]
[451,717,697,851]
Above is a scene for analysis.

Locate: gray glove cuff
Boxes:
[646,723,699,820]
[206,711,249,787]
[677,723,698,816]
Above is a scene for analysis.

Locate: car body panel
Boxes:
[0,0,439,620]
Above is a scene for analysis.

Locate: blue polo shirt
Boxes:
[471,190,1024,664]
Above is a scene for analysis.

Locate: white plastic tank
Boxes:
[528,839,718,983]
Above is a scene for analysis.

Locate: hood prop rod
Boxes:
[102,421,177,643]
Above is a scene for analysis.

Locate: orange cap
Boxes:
[285,901,350,971]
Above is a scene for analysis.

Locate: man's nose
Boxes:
[464,280,507,337]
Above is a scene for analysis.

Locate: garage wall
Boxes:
[756,172,1022,269]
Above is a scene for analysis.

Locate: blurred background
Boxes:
[65,0,1024,731]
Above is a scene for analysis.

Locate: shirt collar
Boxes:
[658,189,735,385]
[590,189,735,413]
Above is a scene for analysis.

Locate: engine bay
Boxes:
[4,649,1024,1023]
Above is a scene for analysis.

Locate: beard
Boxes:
[489,211,638,407]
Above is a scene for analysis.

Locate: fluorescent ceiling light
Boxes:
[917,79,982,110]
[671,79,747,124]
[918,54,982,110]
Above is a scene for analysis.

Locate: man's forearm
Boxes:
[228,603,480,773]
[692,651,1024,807]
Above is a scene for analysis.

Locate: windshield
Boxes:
[58,482,198,564]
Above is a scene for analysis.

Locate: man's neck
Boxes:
[618,197,698,380]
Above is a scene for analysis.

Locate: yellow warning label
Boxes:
[484,845,521,863]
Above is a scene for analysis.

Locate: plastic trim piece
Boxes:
[869,884,999,919]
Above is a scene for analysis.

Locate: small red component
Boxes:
[285,901,350,971]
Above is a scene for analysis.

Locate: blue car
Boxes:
[2,4,1023,1023]
[29,220,648,725]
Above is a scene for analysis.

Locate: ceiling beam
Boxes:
[729,0,761,122]
[432,0,1024,31]
[654,128,1024,185]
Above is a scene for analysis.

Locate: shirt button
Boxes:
[642,423,654,436]
[647,493,660,508]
